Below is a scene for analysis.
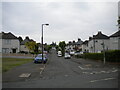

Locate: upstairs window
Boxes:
[4,39,11,45]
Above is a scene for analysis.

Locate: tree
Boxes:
[44,45,52,52]
[25,41,38,53]
[18,36,23,43]
[59,41,66,56]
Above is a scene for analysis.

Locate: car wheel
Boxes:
[34,61,37,63]
[43,61,46,64]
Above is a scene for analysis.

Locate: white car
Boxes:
[58,51,62,57]
[64,53,71,59]
[74,51,83,56]
[70,51,75,55]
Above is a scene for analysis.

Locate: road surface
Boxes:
[2,49,119,88]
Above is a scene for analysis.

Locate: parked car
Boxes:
[58,51,62,57]
[43,51,48,54]
[34,54,48,64]
[64,53,71,59]
[70,51,75,56]
[74,52,80,56]
[75,51,84,55]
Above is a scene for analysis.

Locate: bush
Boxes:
[19,51,28,54]
[105,50,120,62]
[83,53,103,61]
[30,51,42,55]
[77,50,120,62]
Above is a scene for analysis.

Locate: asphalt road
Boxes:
[2,49,119,88]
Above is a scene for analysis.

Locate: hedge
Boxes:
[77,50,120,62]
[105,50,120,62]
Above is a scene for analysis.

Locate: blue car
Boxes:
[34,54,48,64]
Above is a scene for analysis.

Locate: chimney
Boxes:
[98,31,102,34]
[78,38,81,41]
[89,37,92,40]
[25,36,29,40]
[73,40,75,43]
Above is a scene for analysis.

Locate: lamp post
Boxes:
[41,24,49,63]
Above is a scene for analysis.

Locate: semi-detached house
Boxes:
[82,30,120,53]
[20,36,35,53]
[0,32,20,53]
[109,30,120,50]
[88,31,109,53]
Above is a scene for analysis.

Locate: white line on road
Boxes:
[19,73,31,78]
[111,70,118,72]
[40,65,46,75]
[83,69,118,75]
[78,66,89,70]
[90,78,116,83]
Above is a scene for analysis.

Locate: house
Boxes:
[20,36,35,53]
[82,40,89,53]
[65,41,75,52]
[0,32,20,53]
[37,43,42,51]
[88,31,109,53]
[75,38,83,51]
[109,30,120,50]
[65,38,83,52]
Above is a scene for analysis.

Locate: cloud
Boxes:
[2,2,118,44]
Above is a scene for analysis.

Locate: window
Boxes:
[4,40,11,45]
[2,48,9,53]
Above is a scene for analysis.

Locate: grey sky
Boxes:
[2,1,118,44]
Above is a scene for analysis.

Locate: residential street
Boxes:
[2,49,119,88]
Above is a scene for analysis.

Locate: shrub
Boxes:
[105,50,120,62]
[83,53,103,61]
[77,50,120,62]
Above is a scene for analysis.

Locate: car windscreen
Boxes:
[65,53,69,55]
[37,54,46,58]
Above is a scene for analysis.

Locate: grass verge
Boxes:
[2,58,33,72]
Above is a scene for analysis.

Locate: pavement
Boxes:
[2,49,119,88]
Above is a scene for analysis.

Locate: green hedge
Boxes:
[77,50,120,62]
[105,50,120,62]
[83,53,103,61]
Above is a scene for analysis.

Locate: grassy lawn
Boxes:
[2,58,33,72]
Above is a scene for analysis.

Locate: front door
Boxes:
[12,49,16,53]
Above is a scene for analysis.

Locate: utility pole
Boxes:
[93,38,95,53]
[101,41,106,64]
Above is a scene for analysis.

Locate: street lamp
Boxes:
[41,24,49,63]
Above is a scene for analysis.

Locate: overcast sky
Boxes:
[2,1,119,44]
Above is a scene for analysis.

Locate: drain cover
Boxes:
[19,73,31,78]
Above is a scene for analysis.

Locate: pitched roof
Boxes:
[0,32,18,39]
[20,37,35,45]
[93,31,109,39]
[110,30,120,37]
[82,40,88,45]
[76,38,83,45]
[67,38,83,46]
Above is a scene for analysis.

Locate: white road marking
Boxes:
[78,66,89,70]
[82,72,89,74]
[40,65,46,75]
[82,69,118,75]
[90,78,116,83]
[65,75,68,77]
[111,70,118,72]
[19,73,31,78]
